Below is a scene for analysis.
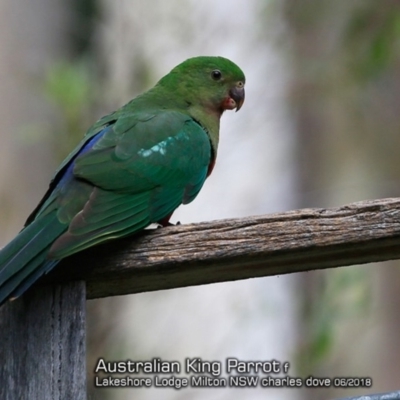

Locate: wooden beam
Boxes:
[0,281,86,400]
[41,197,400,299]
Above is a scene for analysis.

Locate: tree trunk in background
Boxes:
[0,3,113,400]
[0,0,73,242]
[283,1,400,398]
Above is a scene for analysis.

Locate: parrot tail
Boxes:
[0,211,66,305]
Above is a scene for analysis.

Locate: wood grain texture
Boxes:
[38,197,400,299]
[0,281,86,400]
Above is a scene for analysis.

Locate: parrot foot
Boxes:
[155,221,181,228]
[156,213,180,227]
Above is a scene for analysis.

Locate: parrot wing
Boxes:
[24,112,118,226]
[46,110,212,258]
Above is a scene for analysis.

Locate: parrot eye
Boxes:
[211,70,222,81]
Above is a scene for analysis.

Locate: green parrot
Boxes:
[0,56,245,305]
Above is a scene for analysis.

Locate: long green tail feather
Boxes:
[9,259,59,300]
[0,212,66,304]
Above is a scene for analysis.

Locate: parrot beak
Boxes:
[229,84,245,112]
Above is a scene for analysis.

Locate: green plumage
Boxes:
[0,56,245,304]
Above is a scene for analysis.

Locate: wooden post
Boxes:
[0,281,86,400]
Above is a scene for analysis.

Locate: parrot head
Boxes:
[157,56,245,116]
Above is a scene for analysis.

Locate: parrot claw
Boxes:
[154,221,181,229]
[166,221,181,226]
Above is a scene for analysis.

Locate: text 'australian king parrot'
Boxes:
[0,56,245,305]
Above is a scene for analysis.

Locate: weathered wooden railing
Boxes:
[2,197,400,399]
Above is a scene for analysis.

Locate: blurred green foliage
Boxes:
[296,268,371,375]
[44,60,99,161]
[345,4,400,80]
